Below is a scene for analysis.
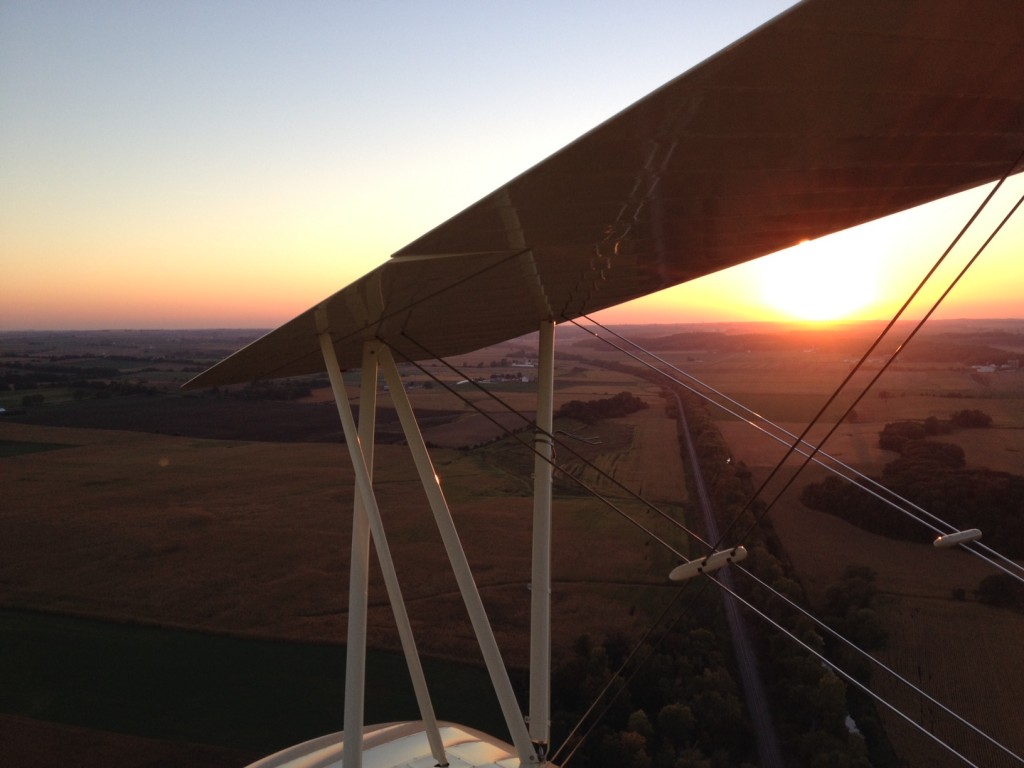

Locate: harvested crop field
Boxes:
[739,467,1024,768]
[874,596,1024,768]
[0,413,678,666]
[717,420,894,477]
[705,333,1024,768]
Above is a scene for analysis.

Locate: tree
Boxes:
[883,440,965,474]
[657,703,695,747]
[976,574,1024,611]
[600,729,651,768]
[951,408,993,428]
[555,391,648,423]
[628,710,655,740]
[878,421,926,451]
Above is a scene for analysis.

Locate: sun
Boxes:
[754,230,883,323]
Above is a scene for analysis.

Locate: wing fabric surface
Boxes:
[186,0,1024,388]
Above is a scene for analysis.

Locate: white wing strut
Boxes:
[377,344,539,764]
[318,327,447,768]
[317,315,551,764]
[342,342,377,767]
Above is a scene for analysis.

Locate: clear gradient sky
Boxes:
[1,1,1021,331]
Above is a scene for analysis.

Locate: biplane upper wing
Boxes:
[185,0,1024,388]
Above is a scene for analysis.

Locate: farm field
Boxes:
[767,493,1024,768]
[694,323,1024,768]
[0,334,694,765]
[0,418,676,665]
[3,320,1021,765]
[0,396,686,764]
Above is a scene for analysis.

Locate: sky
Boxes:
[1,1,1021,331]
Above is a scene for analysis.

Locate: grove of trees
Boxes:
[802,410,1024,556]
[548,390,894,766]
[555,391,649,423]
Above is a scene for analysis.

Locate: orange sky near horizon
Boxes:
[1,2,1021,333]
[4,173,1019,332]
[598,176,1024,327]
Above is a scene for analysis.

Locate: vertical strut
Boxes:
[378,346,538,764]
[342,344,377,768]
[530,320,555,755]
[318,330,446,767]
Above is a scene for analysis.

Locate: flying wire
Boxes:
[731,558,1024,765]
[385,335,1023,766]
[557,321,1024,761]
[549,583,698,766]
[571,315,1024,586]
[583,146,1020,578]
[723,181,1024,556]
[393,334,706,552]
[393,159,1024,757]
[569,145,1024,584]
[713,576,985,768]
[381,153,1024,766]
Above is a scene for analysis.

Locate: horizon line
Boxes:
[3,317,1023,335]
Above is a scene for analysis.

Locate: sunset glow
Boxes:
[754,237,882,323]
[1,1,1021,331]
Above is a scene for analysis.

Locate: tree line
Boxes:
[547,388,894,766]
[676,393,893,767]
[802,409,1024,557]
[555,390,649,423]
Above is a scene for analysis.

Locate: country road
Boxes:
[674,391,784,768]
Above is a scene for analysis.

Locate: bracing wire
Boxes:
[393,334,708,551]
[570,316,949,536]
[698,151,1024,555]
[385,157,1024,765]
[572,315,1024,586]
[578,169,1024,763]
[725,183,1024,553]
[592,157,1023,764]
[549,584,697,766]
[383,336,1024,767]
[714,576,985,768]
[389,340,691,560]
[732,560,1024,765]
